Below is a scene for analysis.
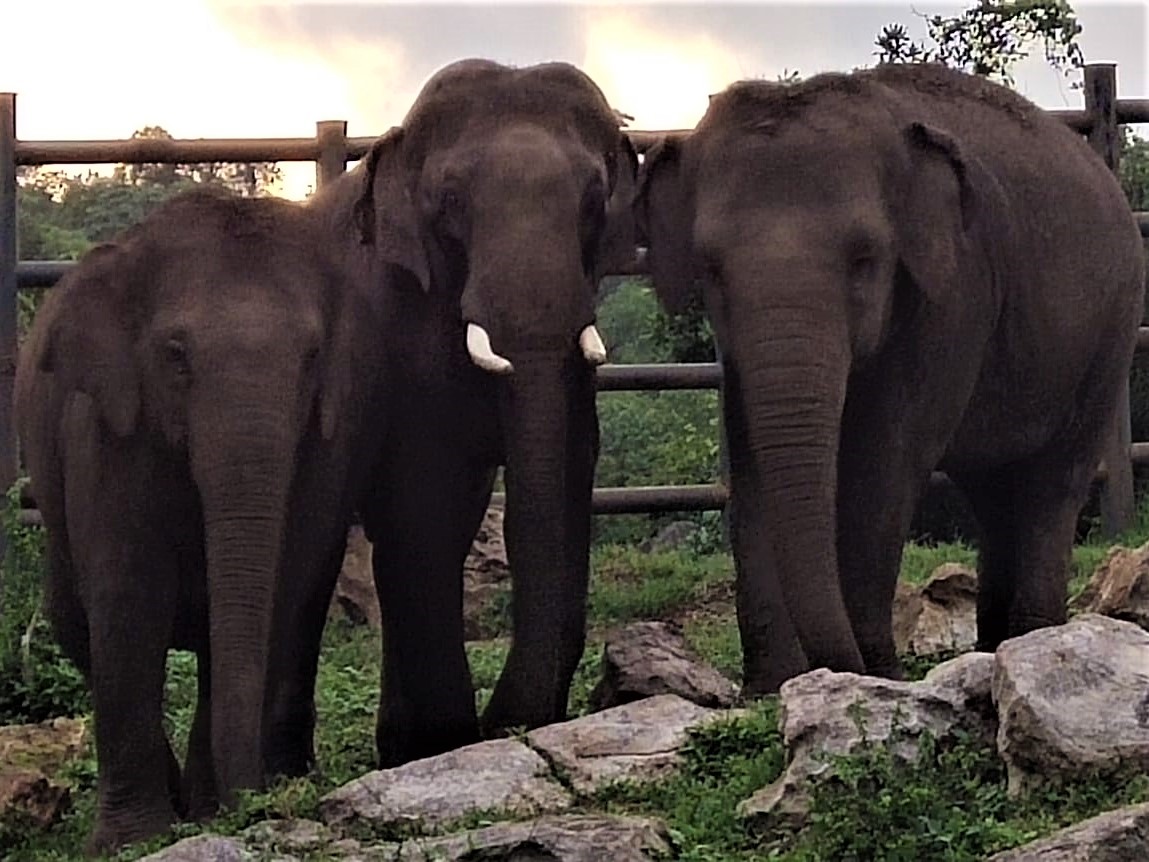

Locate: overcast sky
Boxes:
[3,0,1146,198]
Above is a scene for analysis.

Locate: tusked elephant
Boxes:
[281,58,637,771]
[636,63,1146,694]
[14,187,385,853]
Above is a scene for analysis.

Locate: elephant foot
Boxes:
[377,715,480,769]
[86,804,174,858]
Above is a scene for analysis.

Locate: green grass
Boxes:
[6,495,1149,859]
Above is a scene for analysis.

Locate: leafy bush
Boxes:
[0,480,89,724]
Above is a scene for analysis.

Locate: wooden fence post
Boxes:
[315,120,349,191]
[0,93,18,597]
[1085,63,1136,537]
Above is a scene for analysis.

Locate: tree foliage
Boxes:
[17,125,281,259]
[874,0,1085,84]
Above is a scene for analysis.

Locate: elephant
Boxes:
[280,58,637,771]
[636,62,1146,694]
[14,187,385,853]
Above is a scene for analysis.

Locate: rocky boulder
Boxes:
[892,563,979,657]
[382,814,673,862]
[318,738,571,830]
[638,520,699,553]
[992,613,1149,795]
[527,693,731,795]
[1070,542,1149,630]
[589,620,739,711]
[739,652,996,829]
[331,524,378,628]
[986,801,1149,861]
[0,716,88,831]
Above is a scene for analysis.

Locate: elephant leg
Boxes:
[951,471,1016,650]
[835,457,924,679]
[263,532,347,780]
[835,375,967,677]
[81,546,180,853]
[181,650,218,821]
[363,444,495,768]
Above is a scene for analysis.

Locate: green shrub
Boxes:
[0,480,89,724]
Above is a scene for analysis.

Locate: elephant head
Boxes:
[349,59,638,728]
[33,188,363,804]
[636,76,984,691]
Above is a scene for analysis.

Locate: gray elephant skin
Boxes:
[636,63,1146,694]
[14,188,386,853]
[286,58,637,772]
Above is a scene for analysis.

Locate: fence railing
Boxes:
[3,63,1149,532]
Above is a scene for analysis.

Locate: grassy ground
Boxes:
[4,502,1149,860]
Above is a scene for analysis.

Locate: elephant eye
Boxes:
[848,253,879,282]
[162,338,191,378]
[440,188,464,217]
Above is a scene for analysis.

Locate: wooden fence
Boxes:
[3,62,1149,532]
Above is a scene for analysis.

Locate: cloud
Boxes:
[579,9,745,129]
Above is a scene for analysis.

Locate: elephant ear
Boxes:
[353,126,432,292]
[594,131,640,280]
[635,136,697,316]
[37,242,142,438]
[896,122,980,304]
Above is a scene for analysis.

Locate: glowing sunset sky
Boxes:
[3,0,1146,199]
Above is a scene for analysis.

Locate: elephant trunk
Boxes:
[482,350,595,732]
[729,297,865,691]
[192,388,298,804]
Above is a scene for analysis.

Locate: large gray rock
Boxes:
[993,614,1149,795]
[588,621,739,711]
[739,653,996,829]
[1071,543,1149,631]
[986,801,1149,861]
[137,835,251,862]
[383,814,673,861]
[527,694,729,795]
[318,738,571,829]
[891,563,978,657]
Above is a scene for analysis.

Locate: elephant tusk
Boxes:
[579,325,608,366]
[466,323,514,375]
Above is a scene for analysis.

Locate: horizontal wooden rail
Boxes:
[9,96,1144,169]
[13,130,688,167]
